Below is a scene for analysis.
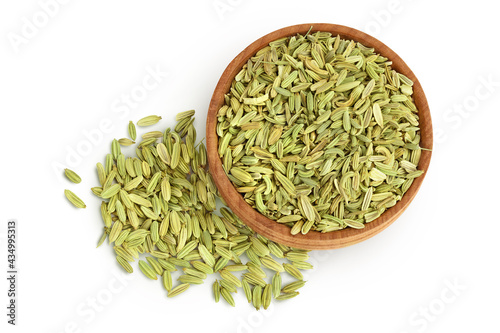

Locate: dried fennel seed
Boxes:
[64,168,82,184]
[216,31,425,234]
[65,189,86,208]
[92,110,311,309]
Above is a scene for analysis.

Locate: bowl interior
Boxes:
[206,23,432,250]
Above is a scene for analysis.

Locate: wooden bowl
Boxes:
[206,23,432,250]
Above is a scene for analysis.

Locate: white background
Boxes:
[1,0,499,332]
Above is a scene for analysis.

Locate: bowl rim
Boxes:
[206,23,433,250]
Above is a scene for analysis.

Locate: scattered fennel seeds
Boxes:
[168,283,190,298]
[137,115,162,127]
[91,110,312,309]
[118,138,135,146]
[64,168,82,183]
[64,189,86,208]
[216,31,425,234]
[128,121,137,141]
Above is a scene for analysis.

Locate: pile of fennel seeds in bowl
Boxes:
[216,31,425,235]
[90,111,311,309]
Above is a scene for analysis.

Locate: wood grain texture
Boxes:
[206,23,433,250]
